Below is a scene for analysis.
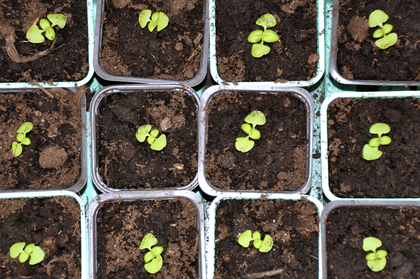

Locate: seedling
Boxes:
[368,10,398,49]
[136,124,167,151]
[12,122,33,157]
[26,14,67,43]
[139,9,169,32]
[247,14,280,58]
[362,123,391,161]
[363,237,388,272]
[10,242,45,265]
[139,233,164,274]
[238,230,273,253]
[235,111,266,152]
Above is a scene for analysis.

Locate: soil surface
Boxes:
[336,0,420,81]
[216,0,318,83]
[0,196,81,278]
[96,198,199,278]
[214,198,319,278]
[327,97,420,198]
[0,88,83,190]
[205,91,308,192]
[326,206,420,278]
[0,0,89,83]
[99,0,204,81]
[97,90,197,190]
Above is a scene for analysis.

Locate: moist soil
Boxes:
[327,97,420,198]
[0,0,89,83]
[336,0,420,81]
[0,88,83,190]
[0,197,81,278]
[326,206,420,278]
[97,90,197,190]
[96,198,199,278]
[205,91,308,192]
[216,0,318,83]
[99,0,204,81]
[214,198,319,278]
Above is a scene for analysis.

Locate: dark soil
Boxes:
[96,198,199,278]
[0,0,89,83]
[0,88,83,190]
[99,0,204,81]
[214,198,319,278]
[216,0,318,82]
[336,0,420,81]
[97,90,197,190]
[205,91,308,192]
[326,206,420,278]
[327,97,420,198]
[0,196,81,278]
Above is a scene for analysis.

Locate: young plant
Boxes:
[10,242,45,265]
[368,10,398,50]
[235,111,266,153]
[247,14,280,58]
[26,14,67,44]
[136,124,167,151]
[139,233,164,274]
[139,9,169,32]
[363,237,388,272]
[238,230,273,253]
[12,122,33,157]
[362,123,391,161]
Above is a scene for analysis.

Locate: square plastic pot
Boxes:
[209,0,325,86]
[90,84,200,193]
[207,193,323,279]
[198,85,314,196]
[93,0,209,87]
[88,190,206,278]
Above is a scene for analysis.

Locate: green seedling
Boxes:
[247,14,279,58]
[12,122,33,157]
[362,123,391,161]
[136,124,167,151]
[235,111,266,152]
[238,230,273,253]
[369,10,398,49]
[26,14,67,43]
[10,242,45,265]
[139,9,169,32]
[139,233,164,274]
[363,237,387,272]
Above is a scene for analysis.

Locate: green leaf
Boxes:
[365,252,377,261]
[363,144,383,161]
[363,237,382,252]
[150,129,159,138]
[10,242,25,259]
[19,251,30,263]
[253,239,262,249]
[148,21,157,32]
[249,129,261,140]
[235,137,255,153]
[140,233,158,250]
[376,250,388,259]
[139,9,152,28]
[47,14,67,29]
[262,30,279,43]
[16,133,25,142]
[144,251,154,263]
[29,246,45,265]
[144,254,163,274]
[17,122,33,135]
[156,12,169,32]
[382,24,393,35]
[367,256,387,272]
[252,231,261,240]
[241,123,252,135]
[259,235,273,253]
[44,27,55,41]
[26,25,45,44]
[256,14,277,30]
[373,29,384,39]
[368,138,380,147]
[369,10,389,28]
[39,18,51,30]
[238,230,253,248]
[251,43,271,58]
[150,134,166,151]
[24,244,35,254]
[375,33,398,50]
[151,12,159,23]
[151,246,164,256]
[380,136,392,145]
[248,30,263,44]
[12,142,22,157]
[21,137,31,146]
[369,123,390,138]
[136,125,151,143]
[245,111,266,127]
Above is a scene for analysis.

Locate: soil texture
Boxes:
[326,206,420,278]
[96,198,199,278]
[97,90,197,190]
[0,88,83,190]
[0,0,89,83]
[0,196,81,278]
[205,91,308,192]
[215,198,319,278]
[99,0,204,81]
[327,97,420,198]
[336,0,420,81]
[216,0,318,82]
